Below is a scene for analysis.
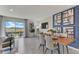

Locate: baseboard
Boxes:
[68,46,79,52]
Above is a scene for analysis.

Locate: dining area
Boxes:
[38,28,75,54]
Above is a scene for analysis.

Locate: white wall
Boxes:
[26,15,53,37]
[34,16,53,34]
[0,16,3,37]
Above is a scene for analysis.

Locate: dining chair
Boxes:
[44,34,59,54]
[59,33,69,54]
[39,32,46,53]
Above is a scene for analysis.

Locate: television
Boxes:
[41,22,48,29]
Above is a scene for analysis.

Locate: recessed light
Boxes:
[9,8,13,12]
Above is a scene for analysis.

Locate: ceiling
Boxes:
[0,5,76,21]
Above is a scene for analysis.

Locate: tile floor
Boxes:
[16,37,79,54]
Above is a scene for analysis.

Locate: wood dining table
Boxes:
[52,36,75,54]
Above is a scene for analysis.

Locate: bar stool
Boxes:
[44,33,59,54]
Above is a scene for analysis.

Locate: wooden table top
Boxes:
[52,37,75,46]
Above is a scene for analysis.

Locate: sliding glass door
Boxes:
[4,21,25,38]
[15,22,25,38]
[5,21,15,37]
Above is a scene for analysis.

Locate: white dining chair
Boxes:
[44,34,59,54]
[39,33,46,53]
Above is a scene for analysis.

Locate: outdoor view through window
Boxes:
[5,21,25,38]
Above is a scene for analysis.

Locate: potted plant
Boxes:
[47,28,56,35]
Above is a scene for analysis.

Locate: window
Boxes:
[15,22,25,37]
[5,21,15,37]
[4,21,25,38]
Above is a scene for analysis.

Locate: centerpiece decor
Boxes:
[47,28,56,35]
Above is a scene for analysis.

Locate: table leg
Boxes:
[66,46,69,54]
[63,45,64,54]
[57,43,60,54]
[43,45,44,53]
[45,48,48,54]
[10,40,11,53]
[51,50,53,54]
